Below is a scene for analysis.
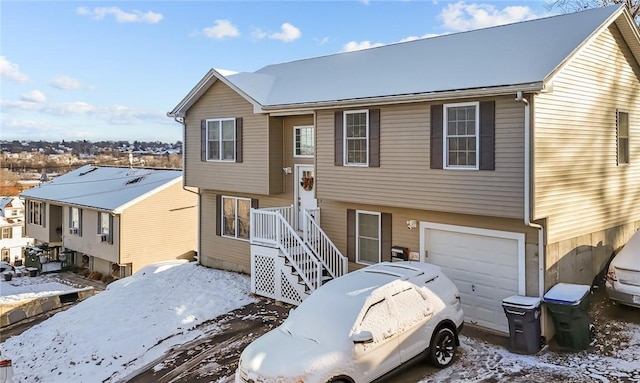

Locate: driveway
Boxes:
[123,282,640,383]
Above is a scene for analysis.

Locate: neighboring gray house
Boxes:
[21,165,198,278]
[168,5,640,335]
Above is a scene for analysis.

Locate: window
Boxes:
[344,110,369,166]
[294,126,315,157]
[221,196,251,240]
[430,102,494,170]
[357,211,381,264]
[1,227,12,239]
[206,118,236,161]
[444,102,479,169]
[69,207,82,235]
[358,299,396,343]
[98,212,112,243]
[1,249,8,263]
[28,201,45,226]
[617,110,629,165]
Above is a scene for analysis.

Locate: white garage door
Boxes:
[422,223,524,333]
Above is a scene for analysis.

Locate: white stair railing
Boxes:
[251,207,323,293]
[302,209,348,279]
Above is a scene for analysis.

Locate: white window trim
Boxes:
[343,110,369,167]
[617,109,630,166]
[356,210,381,265]
[293,125,315,158]
[221,195,251,241]
[443,101,480,170]
[206,118,236,162]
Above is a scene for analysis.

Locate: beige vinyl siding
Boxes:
[534,24,640,244]
[318,200,541,296]
[184,81,272,195]
[64,209,119,264]
[268,117,284,194]
[316,96,525,219]
[120,182,198,274]
[200,190,293,272]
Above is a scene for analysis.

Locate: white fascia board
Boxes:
[168,68,265,118]
[543,5,626,87]
[112,176,182,214]
[260,82,544,116]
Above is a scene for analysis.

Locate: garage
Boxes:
[420,222,525,333]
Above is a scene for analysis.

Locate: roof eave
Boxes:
[167,69,265,118]
[260,82,545,115]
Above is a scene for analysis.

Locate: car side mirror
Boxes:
[351,330,374,344]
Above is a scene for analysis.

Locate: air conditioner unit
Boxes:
[69,227,78,235]
[96,233,108,243]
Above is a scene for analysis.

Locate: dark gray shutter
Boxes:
[236,117,243,163]
[381,213,392,262]
[335,111,344,166]
[78,209,83,237]
[369,109,380,167]
[109,214,114,244]
[479,101,495,170]
[216,195,222,236]
[251,198,259,209]
[201,120,207,161]
[42,202,46,228]
[430,105,443,169]
[347,209,355,262]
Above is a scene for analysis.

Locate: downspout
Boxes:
[516,91,547,334]
[174,115,202,266]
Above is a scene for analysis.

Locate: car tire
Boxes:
[428,327,456,368]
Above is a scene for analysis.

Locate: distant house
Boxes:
[168,5,640,335]
[20,165,198,279]
[0,196,34,264]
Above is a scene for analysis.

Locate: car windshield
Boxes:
[280,288,362,344]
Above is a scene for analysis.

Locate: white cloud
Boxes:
[21,90,46,103]
[203,20,240,39]
[50,75,94,90]
[0,56,29,83]
[269,23,301,42]
[439,2,539,32]
[251,27,267,40]
[76,6,163,24]
[342,40,385,52]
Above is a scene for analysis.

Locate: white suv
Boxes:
[236,261,464,383]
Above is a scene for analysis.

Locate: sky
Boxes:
[1,260,639,382]
[0,0,557,143]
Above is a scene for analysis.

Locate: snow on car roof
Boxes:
[282,262,441,343]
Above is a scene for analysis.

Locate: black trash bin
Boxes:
[502,295,542,354]
[543,283,592,351]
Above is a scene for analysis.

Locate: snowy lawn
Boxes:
[1,260,255,383]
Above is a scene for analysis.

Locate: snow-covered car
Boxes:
[235,261,464,383]
[0,348,13,383]
[606,230,640,308]
[0,262,14,273]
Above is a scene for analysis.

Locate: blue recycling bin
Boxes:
[543,283,592,351]
[502,295,542,354]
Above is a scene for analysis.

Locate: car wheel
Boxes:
[429,327,456,368]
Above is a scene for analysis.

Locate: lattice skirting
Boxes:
[251,246,307,306]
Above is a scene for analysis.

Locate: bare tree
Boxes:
[548,0,639,26]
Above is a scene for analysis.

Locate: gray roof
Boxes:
[20,165,182,213]
[170,5,635,115]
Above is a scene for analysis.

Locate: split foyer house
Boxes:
[168,5,640,335]
[20,165,198,278]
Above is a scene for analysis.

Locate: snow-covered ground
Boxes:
[1,261,639,383]
[1,260,255,383]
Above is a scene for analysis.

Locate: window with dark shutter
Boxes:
[335,109,380,167]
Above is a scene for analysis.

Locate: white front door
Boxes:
[296,165,317,230]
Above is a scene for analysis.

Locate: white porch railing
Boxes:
[302,209,348,279]
[251,207,322,294]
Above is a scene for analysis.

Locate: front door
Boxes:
[296,165,317,230]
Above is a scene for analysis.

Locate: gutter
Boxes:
[173,115,202,266]
[516,91,547,332]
